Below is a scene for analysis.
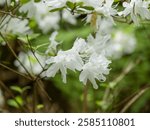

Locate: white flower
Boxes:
[0,16,30,35]
[86,30,111,55]
[19,0,36,18]
[46,49,83,83]
[19,1,60,33]
[35,1,60,33]
[82,0,103,8]
[107,30,136,59]
[14,51,46,75]
[96,0,117,23]
[72,38,87,53]
[120,0,150,25]
[0,0,6,5]
[46,31,61,55]
[79,54,111,89]
[62,9,77,25]
[43,0,67,9]
[97,17,114,34]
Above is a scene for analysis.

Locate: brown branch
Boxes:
[0,63,32,80]
[120,87,150,113]
[0,32,34,79]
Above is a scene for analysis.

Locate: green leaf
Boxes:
[76,2,84,7]
[66,1,75,10]
[80,6,94,11]
[7,99,19,108]
[10,86,23,94]
[20,0,29,4]
[34,0,41,2]
[22,86,31,93]
[17,34,39,43]
[114,0,121,2]
[7,96,23,108]
[49,7,65,12]
[15,96,24,106]
[37,104,44,110]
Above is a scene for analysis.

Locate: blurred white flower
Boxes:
[79,53,111,89]
[86,30,111,55]
[0,0,5,5]
[120,0,150,25]
[107,31,136,59]
[19,0,36,18]
[72,38,87,53]
[82,0,103,7]
[19,1,77,33]
[0,16,30,35]
[46,31,61,55]
[62,9,77,25]
[96,0,117,23]
[43,0,67,9]
[98,17,114,34]
[14,51,46,76]
[35,1,60,33]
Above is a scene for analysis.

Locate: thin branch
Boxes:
[0,10,23,20]
[83,84,88,112]
[26,35,45,70]
[109,58,141,88]
[36,79,52,103]
[0,32,34,79]
[120,87,150,113]
[0,63,32,80]
[32,82,37,113]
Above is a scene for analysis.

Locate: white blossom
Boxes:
[107,30,136,59]
[43,0,67,9]
[0,16,30,35]
[86,30,111,55]
[34,1,60,33]
[62,9,77,25]
[79,53,111,89]
[96,0,117,23]
[72,38,87,53]
[46,31,61,55]
[120,0,150,25]
[0,0,6,5]
[14,51,46,75]
[46,49,83,83]
[19,0,36,18]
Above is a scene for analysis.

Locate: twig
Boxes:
[83,84,88,112]
[109,58,141,88]
[120,87,150,113]
[0,10,23,20]
[36,79,52,103]
[0,63,32,80]
[0,32,34,79]
[32,82,37,113]
[26,35,45,70]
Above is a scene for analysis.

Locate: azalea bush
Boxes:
[0,0,150,112]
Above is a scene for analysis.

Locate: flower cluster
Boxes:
[42,0,146,88]
[45,29,111,89]
[1,0,150,89]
